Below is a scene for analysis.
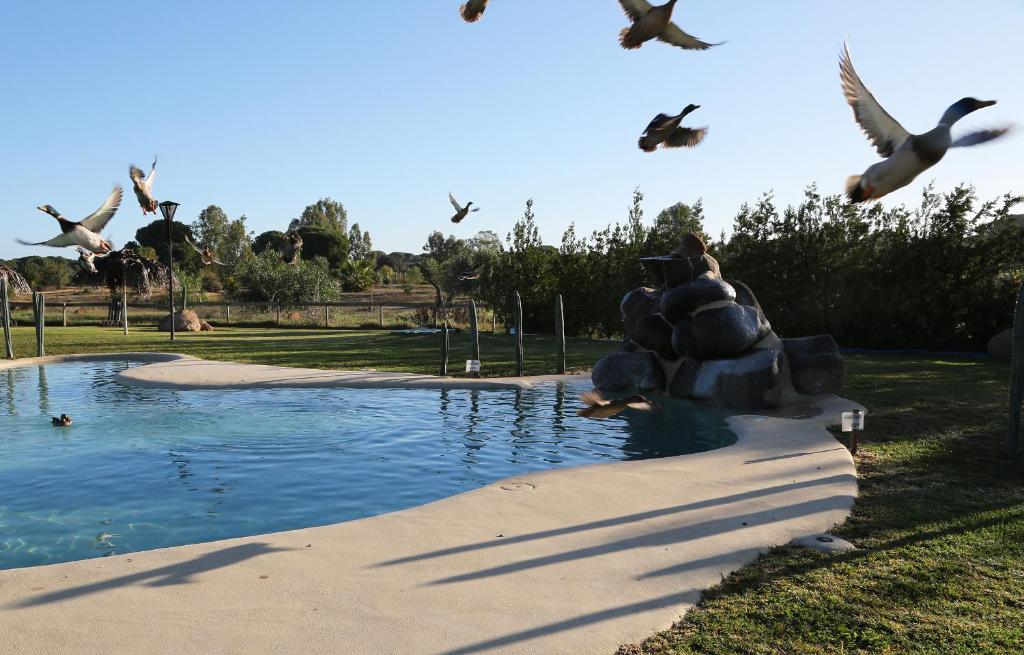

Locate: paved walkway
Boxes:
[0,355,860,655]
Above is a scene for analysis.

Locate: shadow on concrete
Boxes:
[8,542,291,609]
[376,474,855,568]
[426,495,850,586]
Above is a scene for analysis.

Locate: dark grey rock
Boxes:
[988,328,1012,363]
[631,314,678,360]
[592,351,666,392]
[669,346,785,409]
[621,338,638,352]
[659,275,736,323]
[727,279,763,314]
[640,254,721,288]
[620,287,661,338]
[672,303,772,359]
[783,335,846,395]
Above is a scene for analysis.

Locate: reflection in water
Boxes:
[37,366,50,415]
[0,360,735,570]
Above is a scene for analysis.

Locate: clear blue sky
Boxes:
[1,0,1022,258]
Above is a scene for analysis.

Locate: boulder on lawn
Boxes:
[783,335,845,394]
[591,351,666,392]
[988,328,1012,362]
[659,274,736,323]
[672,303,772,359]
[670,345,786,409]
[158,309,203,333]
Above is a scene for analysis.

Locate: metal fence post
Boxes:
[33,292,45,357]
[1008,282,1024,456]
[0,278,13,359]
[226,303,231,325]
[469,299,480,378]
[62,302,68,328]
[379,304,384,328]
[325,303,330,328]
[276,304,281,326]
[513,291,524,377]
[555,294,566,374]
[122,262,129,335]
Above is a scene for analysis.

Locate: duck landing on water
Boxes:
[577,392,661,419]
[51,414,73,427]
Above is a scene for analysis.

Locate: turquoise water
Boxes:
[0,360,735,570]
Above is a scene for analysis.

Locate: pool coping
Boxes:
[0,354,861,655]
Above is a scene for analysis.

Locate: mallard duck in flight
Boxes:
[449,193,479,224]
[617,0,722,51]
[577,391,661,419]
[129,157,158,214]
[639,104,707,152]
[459,269,481,281]
[841,41,1012,203]
[185,235,224,266]
[459,0,488,22]
[282,231,303,265]
[17,187,122,253]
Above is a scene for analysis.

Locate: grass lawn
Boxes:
[619,354,1024,655]
[4,325,618,378]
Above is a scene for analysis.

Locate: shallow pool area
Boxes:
[0,360,736,570]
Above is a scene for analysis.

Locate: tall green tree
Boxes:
[289,198,348,233]
[190,205,230,251]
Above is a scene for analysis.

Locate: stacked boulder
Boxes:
[592,234,845,409]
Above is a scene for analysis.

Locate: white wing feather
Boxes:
[840,41,910,158]
[79,186,123,233]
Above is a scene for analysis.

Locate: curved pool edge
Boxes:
[0,355,861,655]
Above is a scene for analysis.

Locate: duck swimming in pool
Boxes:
[51,414,73,427]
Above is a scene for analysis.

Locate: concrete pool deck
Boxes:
[0,354,860,655]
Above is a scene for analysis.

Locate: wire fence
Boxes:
[3,299,503,332]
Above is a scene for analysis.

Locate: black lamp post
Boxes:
[159,201,180,342]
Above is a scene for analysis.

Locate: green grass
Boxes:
[619,354,1024,655]
[4,325,617,378]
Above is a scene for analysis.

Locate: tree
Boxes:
[646,200,710,254]
[190,205,230,251]
[219,215,253,266]
[289,198,348,233]
[297,226,349,270]
[348,223,373,261]
[253,230,288,255]
[135,220,202,272]
[232,250,339,305]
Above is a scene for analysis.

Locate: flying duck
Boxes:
[639,104,707,152]
[449,193,479,224]
[618,0,721,51]
[577,391,661,419]
[282,231,303,265]
[841,41,1012,203]
[129,157,158,214]
[459,269,481,281]
[76,247,99,273]
[459,0,488,22]
[17,187,123,253]
[185,235,224,266]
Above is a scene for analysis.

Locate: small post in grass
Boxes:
[554,294,566,374]
[1008,282,1024,456]
[513,291,524,377]
[324,303,330,328]
[276,304,281,326]
[379,304,384,328]
[62,303,67,328]
[841,409,865,455]
[181,283,187,311]
[0,278,13,359]
[468,300,481,378]
[226,303,231,325]
[32,292,45,357]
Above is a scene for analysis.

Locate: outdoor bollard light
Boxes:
[159,201,180,342]
[841,409,865,454]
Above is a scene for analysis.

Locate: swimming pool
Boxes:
[0,360,736,570]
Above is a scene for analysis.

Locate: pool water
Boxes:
[0,360,735,570]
